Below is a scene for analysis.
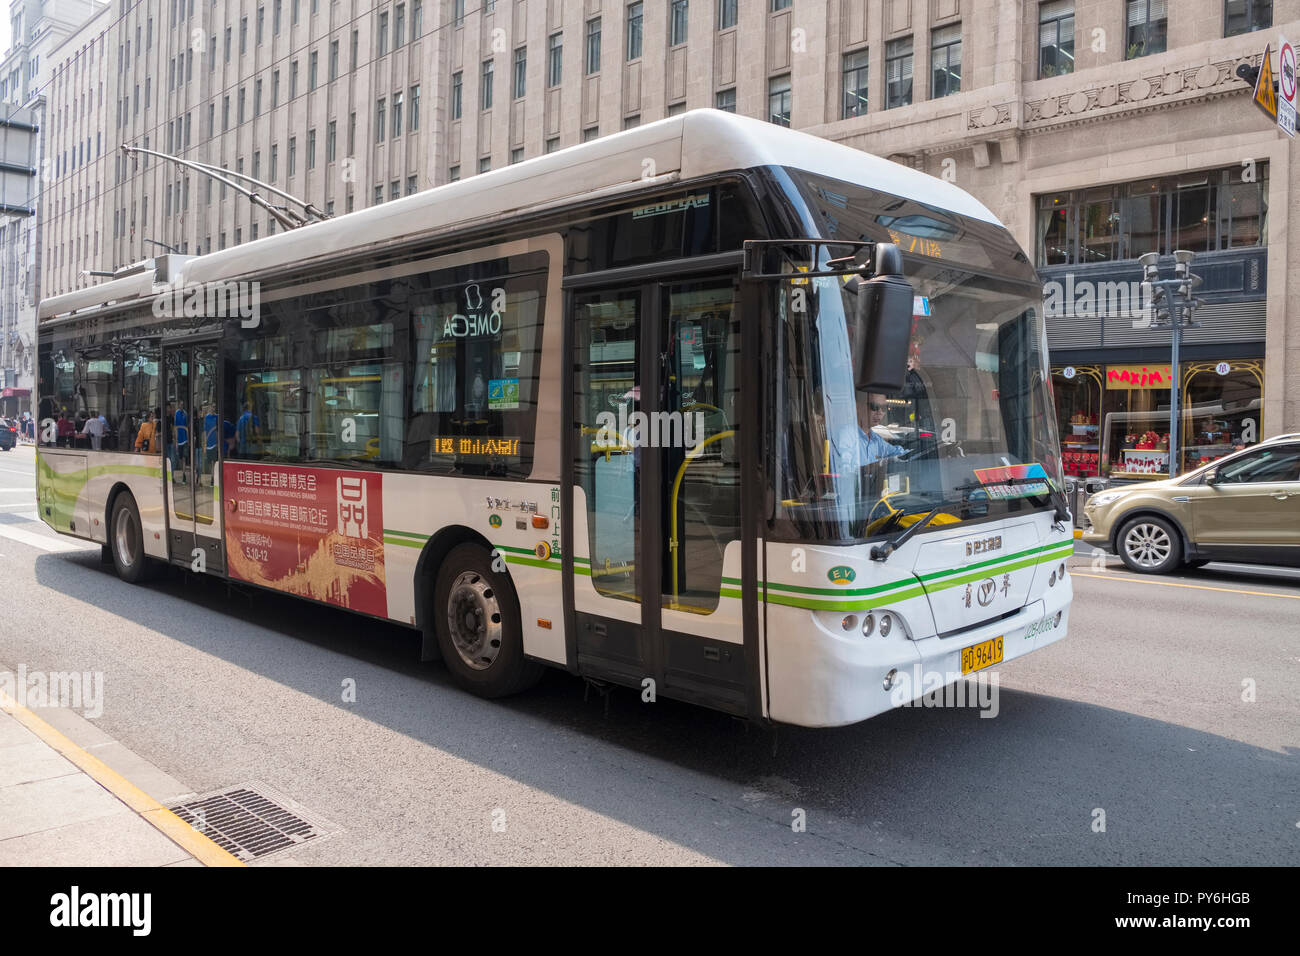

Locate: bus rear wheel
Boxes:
[434,543,543,698]
[110,493,158,584]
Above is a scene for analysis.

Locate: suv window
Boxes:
[1215,444,1300,483]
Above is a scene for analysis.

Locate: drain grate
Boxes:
[169,784,333,862]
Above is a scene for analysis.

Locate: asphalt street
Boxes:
[1,443,1296,865]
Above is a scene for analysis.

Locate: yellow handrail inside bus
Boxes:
[668,430,735,604]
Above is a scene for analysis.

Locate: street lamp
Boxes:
[1136,251,1203,477]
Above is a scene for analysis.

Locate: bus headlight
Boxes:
[861,613,876,637]
[841,614,858,632]
[878,613,893,637]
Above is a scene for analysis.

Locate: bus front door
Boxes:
[162,341,225,574]
[569,273,754,717]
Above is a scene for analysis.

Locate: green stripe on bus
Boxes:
[763,585,930,612]
[921,549,1071,595]
[504,555,563,570]
[383,536,426,548]
[383,528,429,540]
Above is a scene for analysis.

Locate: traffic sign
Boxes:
[1253,43,1277,119]
[1279,37,1297,138]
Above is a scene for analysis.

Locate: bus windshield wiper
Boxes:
[869,495,964,563]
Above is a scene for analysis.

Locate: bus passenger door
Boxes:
[163,341,226,574]
[568,274,753,717]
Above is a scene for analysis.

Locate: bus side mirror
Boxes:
[852,243,913,394]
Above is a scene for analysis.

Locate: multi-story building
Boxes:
[31,0,1300,468]
[0,0,102,417]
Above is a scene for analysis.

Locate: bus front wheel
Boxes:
[434,543,543,698]
[110,494,158,584]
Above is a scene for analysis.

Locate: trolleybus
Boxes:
[36,111,1073,727]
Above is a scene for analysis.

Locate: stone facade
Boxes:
[22,0,1300,431]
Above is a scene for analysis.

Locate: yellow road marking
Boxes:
[1070,571,1300,601]
[0,693,244,867]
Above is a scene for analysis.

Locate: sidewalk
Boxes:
[0,694,242,867]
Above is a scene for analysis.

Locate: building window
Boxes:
[239,17,247,54]
[413,0,422,38]
[407,174,418,195]
[482,59,494,109]
[376,98,386,139]
[479,157,491,173]
[307,128,316,168]
[288,136,297,176]
[327,120,336,161]
[582,126,599,142]
[409,85,420,131]
[309,51,318,90]
[586,18,601,74]
[378,11,389,57]
[451,71,462,120]
[452,0,464,26]
[627,3,643,60]
[513,47,526,99]
[771,0,792,9]
[768,74,791,126]
[1225,0,1272,36]
[842,49,869,117]
[718,0,737,30]
[511,147,524,164]
[1126,1,1168,57]
[330,39,339,80]
[931,25,961,97]
[395,3,406,46]
[374,185,384,205]
[392,91,403,136]
[291,60,299,97]
[884,37,914,108]
[669,1,688,46]
[545,137,560,153]
[667,102,686,116]
[449,165,460,181]
[257,6,264,43]
[391,180,400,200]
[547,33,563,87]
[272,70,280,107]
[1033,163,1270,267]
[623,114,641,129]
[254,78,262,115]
[716,88,736,112]
[1039,1,1075,77]
[270,144,278,180]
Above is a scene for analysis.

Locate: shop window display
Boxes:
[1052,360,1263,480]
[1053,365,1103,477]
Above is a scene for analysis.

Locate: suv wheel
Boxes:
[1118,515,1182,574]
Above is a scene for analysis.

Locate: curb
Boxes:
[0,693,245,868]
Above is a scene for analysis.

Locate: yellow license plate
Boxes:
[961,636,1004,675]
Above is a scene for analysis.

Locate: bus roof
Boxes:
[41,109,999,321]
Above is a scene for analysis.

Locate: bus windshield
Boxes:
[768,178,1062,543]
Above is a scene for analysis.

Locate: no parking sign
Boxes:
[1279,38,1297,137]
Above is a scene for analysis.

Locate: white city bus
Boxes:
[36,111,1073,727]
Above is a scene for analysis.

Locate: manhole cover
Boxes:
[169,783,334,862]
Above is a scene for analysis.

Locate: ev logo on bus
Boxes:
[337,477,368,539]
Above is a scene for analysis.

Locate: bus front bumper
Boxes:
[765,585,1072,728]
